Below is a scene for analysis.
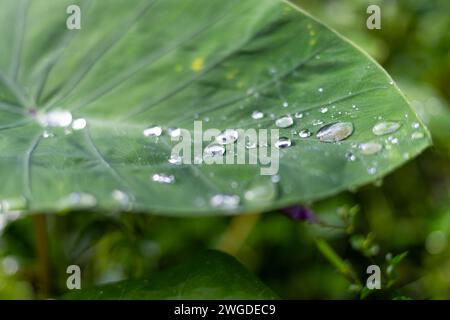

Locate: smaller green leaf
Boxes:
[64,250,277,300]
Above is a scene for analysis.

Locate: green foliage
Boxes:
[64,250,277,299]
[0,0,429,215]
[0,0,448,300]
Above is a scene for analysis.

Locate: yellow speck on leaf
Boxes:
[191,57,204,72]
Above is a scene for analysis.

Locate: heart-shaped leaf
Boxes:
[0,0,430,215]
[64,250,277,299]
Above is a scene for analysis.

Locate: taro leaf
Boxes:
[0,0,430,215]
[64,250,277,299]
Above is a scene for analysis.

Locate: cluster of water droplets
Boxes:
[36,109,87,138]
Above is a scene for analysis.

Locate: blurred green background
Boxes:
[1,0,449,299]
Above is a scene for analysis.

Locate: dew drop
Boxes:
[151,173,175,184]
[294,112,304,119]
[282,101,289,108]
[210,194,240,209]
[245,141,257,149]
[411,131,424,140]
[251,111,264,120]
[387,136,399,144]
[168,127,181,138]
[359,142,382,155]
[372,121,401,136]
[216,129,239,145]
[312,119,324,126]
[345,152,356,161]
[316,122,354,143]
[63,192,97,208]
[318,87,324,93]
[42,130,54,139]
[298,129,312,138]
[204,143,226,157]
[38,109,73,128]
[143,125,162,137]
[271,175,280,183]
[275,137,292,149]
[275,115,294,128]
[168,154,183,165]
[72,118,87,130]
[412,122,420,129]
[320,107,328,114]
[244,177,277,204]
[368,167,377,175]
[112,190,131,207]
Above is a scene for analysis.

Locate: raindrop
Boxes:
[275,115,294,128]
[345,152,356,161]
[294,112,304,119]
[168,127,181,138]
[63,192,97,208]
[411,131,424,140]
[359,142,382,155]
[316,122,354,143]
[216,129,239,145]
[318,87,324,93]
[298,129,312,138]
[412,122,420,129]
[387,136,399,144]
[143,125,162,137]
[42,130,54,139]
[72,118,87,130]
[245,141,257,149]
[312,119,324,126]
[204,143,226,157]
[210,194,240,209]
[372,121,401,136]
[275,137,292,149]
[320,107,328,114]
[112,190,131,207]
[251,111,264,120]
[282,101,289,108]
[38,109,73,128]
[367,167,377,175]
[168,154,183,165]
[244,177,277,203]
[151,173,175,184]
[271,175,280,183]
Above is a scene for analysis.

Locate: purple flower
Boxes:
[282,205,318,223]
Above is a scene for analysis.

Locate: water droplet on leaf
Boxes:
[151,173,175,184]
[298,129,312,138]
[216,129,238,145]
[316,122,354,142]
[372,121,401,136]
[275,115,294,128]
[275,137,292,149]
[251,111,264,120]
[359,142,382,155]
[244,177,277,204]
[204,143,225,157]
[210,194,240,209]
[143,125,162,137]
[72,118,87,130]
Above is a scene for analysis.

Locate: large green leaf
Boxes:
[64,250,277,299]
[0,0,430,215]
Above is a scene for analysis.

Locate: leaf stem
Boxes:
[32,214,52,298]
